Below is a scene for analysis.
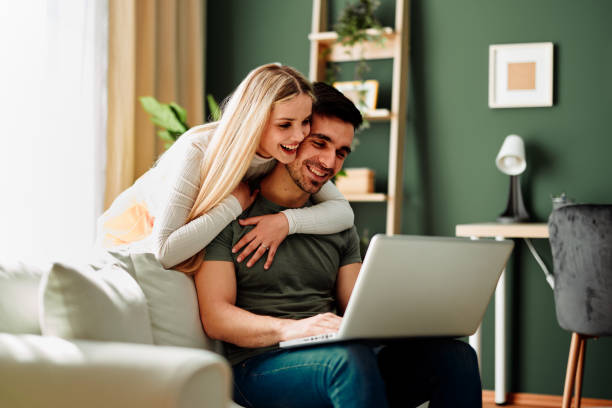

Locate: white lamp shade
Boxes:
[496,134,526,176]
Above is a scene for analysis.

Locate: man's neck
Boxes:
[260,165,310,209]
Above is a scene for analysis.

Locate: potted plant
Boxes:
[334,0,384,82]
[326,0,385,86]
[139,95,221,149]
[329,0,384,185]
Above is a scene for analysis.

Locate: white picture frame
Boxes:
[333,80,379,112]
[489,42,554,108]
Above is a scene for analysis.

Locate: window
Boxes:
[0,0,107,262]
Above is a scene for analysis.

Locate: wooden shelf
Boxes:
[309,0,409,234]
[308,27,393,42]
[345,193,387,202]
[364,108,392,121]
[308,27,396,62]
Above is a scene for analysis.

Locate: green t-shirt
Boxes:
[204,195,362,365]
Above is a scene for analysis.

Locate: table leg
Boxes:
[495,267,507,405]
[468,235,483,376]
[469,324,482,375]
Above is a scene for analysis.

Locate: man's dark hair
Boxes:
[312,82,363,131]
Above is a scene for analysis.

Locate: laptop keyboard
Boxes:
[279,332,338,348]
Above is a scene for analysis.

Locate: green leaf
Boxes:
[158,130,178,149]
[333,168,348,182]
[157,129,175,143]
[139,96,165,117]
[169,102,188,127]
[139,96,187,133]
[207,94,221,121]
[151,115,186,133]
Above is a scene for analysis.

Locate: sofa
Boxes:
[0,250,242,408]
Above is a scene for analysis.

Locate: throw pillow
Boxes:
[40,262,154,344]
[0,259,49,334]
[121,251,214,350]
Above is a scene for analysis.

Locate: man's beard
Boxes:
[285,159,332,194]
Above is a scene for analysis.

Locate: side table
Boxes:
[455,223,550,405]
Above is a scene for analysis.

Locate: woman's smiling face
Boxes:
[256,93,313,164]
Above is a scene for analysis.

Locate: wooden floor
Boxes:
[481,390,612,408]
[483,403,612,408]
[413,391,612,407]
[484,403,536,408]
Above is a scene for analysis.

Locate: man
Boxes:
[195,83,481,407]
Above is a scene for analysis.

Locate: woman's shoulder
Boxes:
[183,123,218,151]
[149,123,217,175]
[165,122,219,160]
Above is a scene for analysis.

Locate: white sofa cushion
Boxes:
[129,251,215,350]
[95,248,215,350]
[0,259,49,334]
[40,262,154,344]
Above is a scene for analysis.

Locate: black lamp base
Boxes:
[497,175,529,223]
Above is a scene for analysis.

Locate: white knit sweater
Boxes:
[101,125,354,269]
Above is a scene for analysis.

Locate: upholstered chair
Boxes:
[548,204,612,408]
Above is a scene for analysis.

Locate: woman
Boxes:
[98,63,353,273]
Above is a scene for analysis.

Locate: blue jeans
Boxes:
[232,339,481,408]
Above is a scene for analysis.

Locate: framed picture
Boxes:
[489,42,553,108]
[333,80,379,112]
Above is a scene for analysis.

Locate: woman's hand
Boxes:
[231,182,258,211]
[232,212,289,269]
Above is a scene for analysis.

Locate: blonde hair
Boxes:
[175,63,313,274]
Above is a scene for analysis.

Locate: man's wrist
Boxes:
[274,318,287,342]
[270,316,290,342]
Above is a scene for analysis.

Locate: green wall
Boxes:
[206,0,311,104]
[207,0,612,398]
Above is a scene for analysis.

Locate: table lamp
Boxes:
[496,134,529,223]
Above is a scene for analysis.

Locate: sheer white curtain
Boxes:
[0,0,107,263]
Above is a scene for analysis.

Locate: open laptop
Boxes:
[279,234,513,348]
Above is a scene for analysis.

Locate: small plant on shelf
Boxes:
[326,0,385,84]
[335,0,384,79]
[326,0,386,132]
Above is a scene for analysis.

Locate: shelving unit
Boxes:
[308,0,410,234]
[344,193,388,202]
[364,109,392,121]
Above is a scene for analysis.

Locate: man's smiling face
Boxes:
[285,113,354,194]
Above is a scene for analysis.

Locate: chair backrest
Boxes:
[548,204,612,336]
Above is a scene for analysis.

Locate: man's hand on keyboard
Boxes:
[278,313,341,342]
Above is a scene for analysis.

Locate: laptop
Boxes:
[279,234,513,348]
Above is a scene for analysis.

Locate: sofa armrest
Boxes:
[0,334,232,408]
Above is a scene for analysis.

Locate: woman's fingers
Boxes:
[246,244,269,268]
[263,244,278,270]
[232,216,264,254]
[235,237,261,263]
[233,213,289,269]
[238,216,262,226]
[232,230,257,255]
